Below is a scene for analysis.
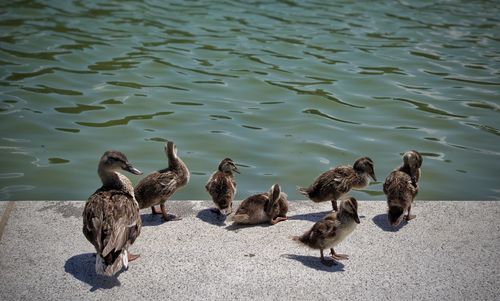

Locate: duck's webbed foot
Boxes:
[270,216,288,225]
[404,214,416,221]
[160,204,182,222]
[320,249,338,266]
[405,205,416,221]
[330,248,349,260]
[127,253,140,262]
[151,206,162,215]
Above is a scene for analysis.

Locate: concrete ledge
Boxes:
[0,200,499,300]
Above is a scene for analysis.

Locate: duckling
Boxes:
[293,197,360,265]
[134,141,190,221]
[298,157,376,211]
[82,150,143,276]
[233,184,288,225]
[384,150,423,226]
[205,158,240,215]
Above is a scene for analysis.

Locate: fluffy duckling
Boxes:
[82,150,143,276]
[135,141,190,221]
[384,150,423,226]
[298,157,376,211]
[293,197,360,265]
[205,158,240,215]
[233,184,288,225]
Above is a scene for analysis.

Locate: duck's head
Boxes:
[354,157,376,181]
[387,205,405,226]
[218,158,240,174]
[403,150,423,187]
[340,196,360,224]
[218,203,232,215]
[100,150,142,175]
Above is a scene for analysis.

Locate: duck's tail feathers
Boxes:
[232,213,249,224]
[297,186,310,197]
[290,234,306,245]
[95,250,127,277]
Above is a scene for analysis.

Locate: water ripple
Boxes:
[266,80,364,109]
[394,98,467,118]
[303,109,359,125]
[55,104,105,114]
[76,112,173,128]
[1,0,499,200]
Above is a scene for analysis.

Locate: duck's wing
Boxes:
[136,171,179,200]
[206,172,235,200]
[383,171,416,202]
[235,193,267,215]
[314,166,354,194]
[83,190,141,256]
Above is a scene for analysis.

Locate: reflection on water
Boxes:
[0,0,499,200]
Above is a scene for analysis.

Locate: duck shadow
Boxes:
[64,253,123,292]
[281,254,345,272]
[372,213,407,232]
[288,210,332,222]
[196,208,228,227]
[140,214,165,227]
[224,222,272,232]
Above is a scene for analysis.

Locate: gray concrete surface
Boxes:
[0,200,499,300]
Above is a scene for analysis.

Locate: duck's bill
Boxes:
[125,165,142,175]
[369,172,377,182]
[353,214,361,224]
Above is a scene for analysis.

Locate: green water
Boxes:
[0,0,499,201]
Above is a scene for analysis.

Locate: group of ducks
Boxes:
[82,140,423,275]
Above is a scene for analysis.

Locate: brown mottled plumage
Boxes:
[384,150,423,226]
[233,184,288,225]
[293,197,360,265]
[135,141,189,221]
[298,157,376,211]
[82,150,143,276]
[205,158,239,215]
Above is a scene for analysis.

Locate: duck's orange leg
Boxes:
[330,248,349,260]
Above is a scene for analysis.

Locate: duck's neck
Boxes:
[167,155,190,185]
[98,167,134,196]
[352,168,370,188]
[398,164,420,183]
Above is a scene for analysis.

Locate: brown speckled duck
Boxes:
[384,150,423,226]
[233,184,288,225]
[298,157,376,211]
[134,141,190,221]
[293,197,360,265]
[82,150,143,276]
[205,158,239,215]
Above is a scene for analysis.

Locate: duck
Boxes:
[205,158,240,215]
[82,150,143,276]
[134,140,190,221]
[232,184,288,225]
[384,150,423,226]
[298,157,376,211]
[293,196,360,265]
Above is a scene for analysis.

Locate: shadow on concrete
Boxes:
[196,208,227,227]
[64,253,122,292]
[281,254,345,272]
[140,214,164,227]
[372,213,407,232]
[288,210,332,222]
[224,222,272,232]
